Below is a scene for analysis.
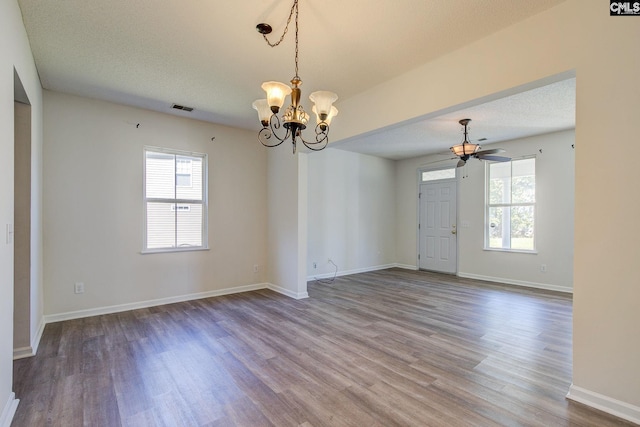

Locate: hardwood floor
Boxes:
[12,269,634,426]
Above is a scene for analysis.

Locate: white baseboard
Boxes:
[13,316,46,360]
[12,346,33,360]
[395,264,418,270]
[457,272,572,294]
[44,283,270,323]
[307,263,397,281]
[567,384,640,424]
[267,283,309,300]
[0,393,18,427]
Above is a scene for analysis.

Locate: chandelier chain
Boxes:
[260,0,300,79]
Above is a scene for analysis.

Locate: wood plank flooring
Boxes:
[12,269,635,426]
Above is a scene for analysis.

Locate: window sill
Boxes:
[141,246,210,255]
[483,248,538,254]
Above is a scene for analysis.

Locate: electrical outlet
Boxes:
[74,282,85,294]
[540,264,547,273]
[313,262,317,269]
[253,264,259,273]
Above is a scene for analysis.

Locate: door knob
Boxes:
[451,230,457,235]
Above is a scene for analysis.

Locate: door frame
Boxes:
[416,166,459,274]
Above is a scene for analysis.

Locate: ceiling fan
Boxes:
[450,118,510,167]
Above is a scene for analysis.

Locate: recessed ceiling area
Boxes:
[329,77,576,161]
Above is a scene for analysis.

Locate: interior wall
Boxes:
[0,0,44,423]
[43,90,268,316]
[329,0,640,417]
[307,148,397,278]
[395,130,575,292]
[267,148,308,299]
[457,131,574,291]
[13,101,31,350]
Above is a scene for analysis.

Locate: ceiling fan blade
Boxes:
[456,159,466,168]
[476,155,511,162]
[475,148,505,155]
[421,157,458,166]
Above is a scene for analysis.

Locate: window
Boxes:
[486,157,535,251]
[143,147,207,252]
[175,158,192,187]
[421,168,456,182]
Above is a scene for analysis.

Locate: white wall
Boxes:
[43,91,267,317]
[396,131,575,293]
[457,131,575,291]
[267,149,308,299]
[307,148,397,278]
[329,0,640,419]
[0,0,44,424]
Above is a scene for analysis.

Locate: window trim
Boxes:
[142,146,209,254]
[484,156,537,254]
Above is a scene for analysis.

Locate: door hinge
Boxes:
[418,253,420,260]
[419,193,421,198]
[418,223,421,229]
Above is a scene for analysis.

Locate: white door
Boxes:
[419,180,457,273]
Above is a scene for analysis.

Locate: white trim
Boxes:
[307,263,397,281]
[395,264,419,271]
[458,272,572,293]
[13,316,45,360]
[0,393,19,427]
[44,283,270,323]
[267,283,309,300]
[12,346,32,360]
[567,384,640,425]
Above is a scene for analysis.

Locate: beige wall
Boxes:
[267,149,309,298]
[43,91,268,316]
[13,101,31,350]
[307,148,397,278]
[329,0,640,416]
[395,130,575,292]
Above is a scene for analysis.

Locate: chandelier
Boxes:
[252,0,338,154]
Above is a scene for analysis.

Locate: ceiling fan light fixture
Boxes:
[451,142,480,156]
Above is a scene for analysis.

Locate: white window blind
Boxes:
[143,147,207,252]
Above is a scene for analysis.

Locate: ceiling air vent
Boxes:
[171,104,194,112]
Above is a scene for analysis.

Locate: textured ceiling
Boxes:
[332,77,576,160]
[17,0,567,137]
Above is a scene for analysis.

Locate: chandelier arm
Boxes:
[297,126,329,151]
[257,114,293,147]
[257,127,285,148]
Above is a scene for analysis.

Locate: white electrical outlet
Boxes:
[313,262,317,269]
[253,264,259,273]
[74,282,85,294]
[540,264,547,273]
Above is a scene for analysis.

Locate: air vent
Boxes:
[171,104,194,112]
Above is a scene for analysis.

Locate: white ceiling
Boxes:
[17,0,572,159]
[332,77,576,160]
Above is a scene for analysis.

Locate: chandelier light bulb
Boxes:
[261,81,292,113]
